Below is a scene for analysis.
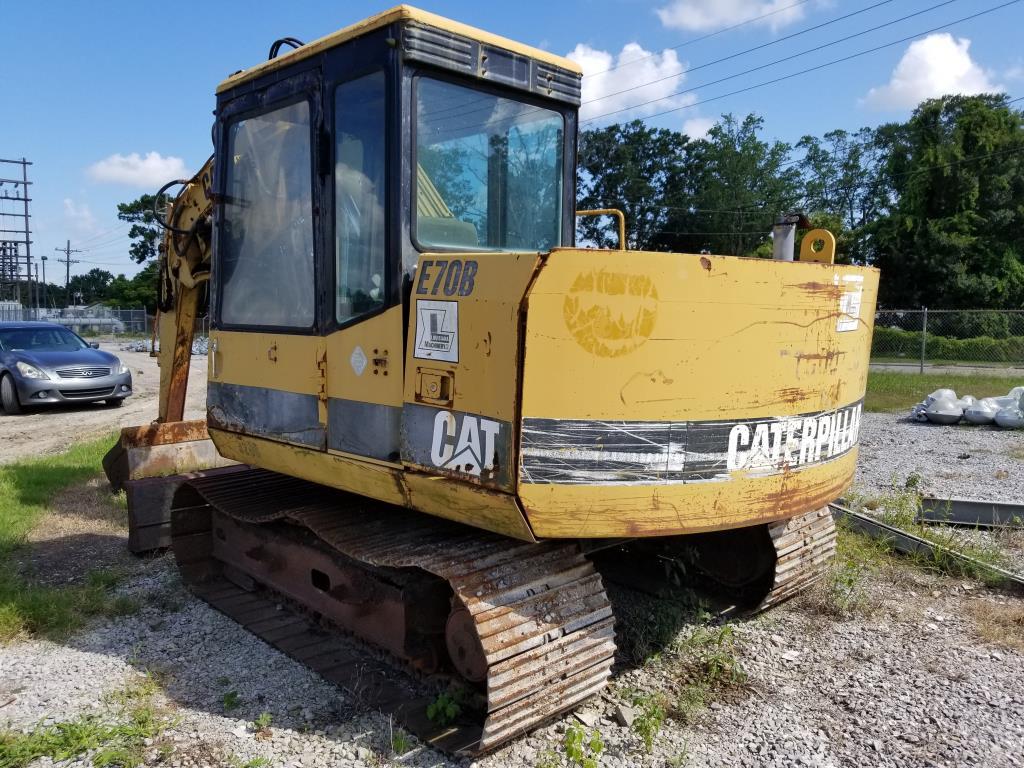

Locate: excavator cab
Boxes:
[201,7,584,540]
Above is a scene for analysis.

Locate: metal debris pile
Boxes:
[119,336,210,356]
[911,386,1024,428]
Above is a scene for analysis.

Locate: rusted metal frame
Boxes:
[160,282,201,423]
[830,503,1024,590]
[918,496,1024,530]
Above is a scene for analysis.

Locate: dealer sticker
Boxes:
[414,300,459,363]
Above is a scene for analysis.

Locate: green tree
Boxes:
[117,194,162,264]
[576,120,690,250]
[866,94,1024,308]
[104,261,159,312]
[658,114,801,256]
[67,268,114,305]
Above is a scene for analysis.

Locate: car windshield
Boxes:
[415,76,565,252]
[0,327,89,352]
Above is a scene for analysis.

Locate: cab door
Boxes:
[208,76,327,450]
[323,70,404,461]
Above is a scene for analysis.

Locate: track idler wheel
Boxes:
[445,599,488,683]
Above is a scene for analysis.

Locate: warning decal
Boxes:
[414,299,459,363]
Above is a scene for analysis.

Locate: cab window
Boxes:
[415,76,564,252]
[335,72,387,324]
[221,100,315,328]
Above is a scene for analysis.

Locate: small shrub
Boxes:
[563,722,603,768]
[630,692,667,753]
[252,712,273,736]
[222,690,242,712]
[425,691,462,727]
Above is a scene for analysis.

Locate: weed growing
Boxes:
[0,676,168,768]
[563,723,603,768]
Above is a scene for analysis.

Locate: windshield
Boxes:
[415,76,564,251]
[0,327,88,352]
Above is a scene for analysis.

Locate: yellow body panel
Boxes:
[217,5,581,95]
[516,248,878,538]
[325,306,404,406]
[209,427,536,541]
[523,450,859,538]
[209,330,321,396]
[402,252,539,423]
[522,249,877,421]
[207,244,876,541]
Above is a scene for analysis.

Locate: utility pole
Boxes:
[40,254,48,311]
[56,240,81,306]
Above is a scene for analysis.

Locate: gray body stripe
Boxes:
[520,401,863,485]
[328,398,401,460]
[208,382,324,449]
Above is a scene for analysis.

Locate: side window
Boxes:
[221,100,315,328]
[335,72,387,324]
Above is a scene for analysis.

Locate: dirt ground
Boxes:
[0,344,207,465]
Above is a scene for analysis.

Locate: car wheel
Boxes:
[1,374,23,415]
[105,398,126,408]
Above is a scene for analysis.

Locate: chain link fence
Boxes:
[873,309,1024,371]
[0,305,151,340]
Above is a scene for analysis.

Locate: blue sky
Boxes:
[2,0,1022,282]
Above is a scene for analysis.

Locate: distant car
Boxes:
[0,322,133,414]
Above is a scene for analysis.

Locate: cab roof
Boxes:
[217,5,583,94]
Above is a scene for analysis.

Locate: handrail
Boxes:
[576,209,627,251]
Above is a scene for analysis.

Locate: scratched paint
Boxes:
[520,400,862,485]
[562,270,658,357]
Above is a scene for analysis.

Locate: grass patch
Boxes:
[0,676,168,768]
[965,600,1024,652]
[0,434,116,552]
[844,484,1014,586]
[864,371,1016,413]
[0,434,131,642]
[800,519,894,618]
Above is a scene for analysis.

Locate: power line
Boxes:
[583,0,913,106]
[584,0,814,78]
[582,0,1020,124]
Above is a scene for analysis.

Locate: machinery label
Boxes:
[520,401,863,485]
[726,402,862,472]
[430,410,502,477]
[402,404,513,488]
[415,259,478,296]
[414,300,459,363]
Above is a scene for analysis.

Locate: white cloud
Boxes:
[863,34,1002,110]
[567,42,695,122]
[683,117,716,139]
[87,151,189,188]
[63,198,97,234]
[656,0,808,32]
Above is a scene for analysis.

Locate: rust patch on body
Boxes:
[794,281,842,299]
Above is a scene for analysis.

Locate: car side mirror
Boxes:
[89,342,100,349]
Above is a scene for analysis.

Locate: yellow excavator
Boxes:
[104,5,878,754]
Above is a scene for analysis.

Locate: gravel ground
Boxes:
[1,414,1022,767]
[855,412,1024,505]
[854,412,1024,575]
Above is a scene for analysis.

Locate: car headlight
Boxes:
[15,361,49,380]
[116,359,129,375]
